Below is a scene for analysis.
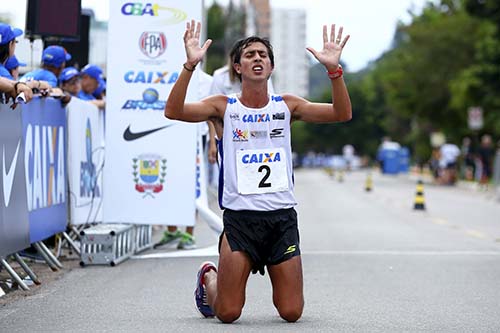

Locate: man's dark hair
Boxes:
[0,44,10,65]
[230,36,274,82]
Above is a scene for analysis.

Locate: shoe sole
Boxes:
[194,261,217,318]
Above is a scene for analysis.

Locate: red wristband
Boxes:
[327,65,343,80]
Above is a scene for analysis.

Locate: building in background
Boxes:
[270,8,309,97]
[88,15,108,74]
[245,0,271,38]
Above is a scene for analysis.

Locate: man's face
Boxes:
[81,75,98,94]
[8,39,17,57]
[62,76,81,96]
[234,42,273,82]
[10,67,19,80]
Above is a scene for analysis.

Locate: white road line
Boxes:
[131,247,500,259]
[301,250,500,256]
[132,244,219,259]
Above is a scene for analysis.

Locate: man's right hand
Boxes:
[183,20,212,69]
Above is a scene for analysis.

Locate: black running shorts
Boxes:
[220,207,301,275]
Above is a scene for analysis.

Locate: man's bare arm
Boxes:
[292,24,352,123]
[164,20,221,122]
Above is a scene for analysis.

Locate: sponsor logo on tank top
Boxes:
[272,112,285,120]
[232,128,248,142]
[242,114,270,123]
[250,130,267,139]
[270,128,285,138]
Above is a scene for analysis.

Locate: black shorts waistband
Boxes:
[224,207,295,217]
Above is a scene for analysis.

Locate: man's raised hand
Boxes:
[184,20,212,69]
[306,24,350,72]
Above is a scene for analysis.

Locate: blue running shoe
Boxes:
[195,261,217,318]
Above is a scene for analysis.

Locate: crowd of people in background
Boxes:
[0,22,106,110]
[429,134,500,188]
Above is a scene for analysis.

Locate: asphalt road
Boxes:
[1,169,500,332]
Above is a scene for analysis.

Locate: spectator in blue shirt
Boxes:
[0,22,23,80]
[21,45,71,88]
[5,55,26,80]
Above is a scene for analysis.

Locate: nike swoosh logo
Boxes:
[2,141,21,207]
[123,124,174,141]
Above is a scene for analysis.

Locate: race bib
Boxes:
[236,148,289,195]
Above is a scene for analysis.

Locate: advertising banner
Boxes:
[22,98,68,243]
[67,98,105,225]
[104,1,201,225]
[0,104,30,256]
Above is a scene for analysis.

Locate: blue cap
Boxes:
[81,64,103,81]
[5,56,27,70]
[59,66,80,83]
[93,78,106,97]
[42,45,71,68]
[0,23,23,45]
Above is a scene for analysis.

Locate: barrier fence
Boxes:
[0,97,105,256]
[0,103,30,257]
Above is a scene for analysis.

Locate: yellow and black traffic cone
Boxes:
[365,173,373,192]
[337,170,344,182]
[413,180,426,210]
[325,167,334,178]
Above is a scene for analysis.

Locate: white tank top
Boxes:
[219,94,296,211]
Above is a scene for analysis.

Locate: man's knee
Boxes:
[276,304,303,322]
[215,304,243,323]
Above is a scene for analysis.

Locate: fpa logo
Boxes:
[121,3,187,24]
[139,32,167,58]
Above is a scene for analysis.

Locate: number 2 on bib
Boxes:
[236,148,289,195]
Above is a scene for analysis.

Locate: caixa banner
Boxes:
[22,98,68,243]
[0,104,30,257]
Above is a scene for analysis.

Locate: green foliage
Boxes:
[206,0,500,161]
[205,2,226,74]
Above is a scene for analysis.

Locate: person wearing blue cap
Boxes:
[21,45,71,88]
[0,22,23,80]
[5,55,26,80]
[93,78,106,99]
[59,66,81,96]
[78,64,106,109]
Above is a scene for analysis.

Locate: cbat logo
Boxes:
[122,88,165,111]
[139,32,167,58]
[121,3,187,24]
[124,70,178,84]
[241,152,281,164]
[270,128,284,138]
[80,119,100,198]
[132,154,166,198]
[242,114,270,123]
[232,128,248,142]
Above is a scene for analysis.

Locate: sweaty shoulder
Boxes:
[281,93,306,112]
[201,94,229,117]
